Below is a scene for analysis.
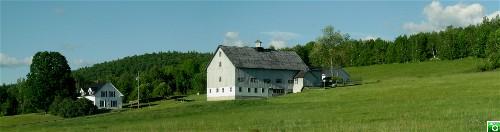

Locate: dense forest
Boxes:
[72,51,212,103]
[1,16,498,116]
[283,16,500,70]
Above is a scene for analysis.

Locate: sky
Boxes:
[1,0,499,84]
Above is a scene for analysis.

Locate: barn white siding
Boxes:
[235,68,297,98]
[206,45,315,101]
[206,48,236,101]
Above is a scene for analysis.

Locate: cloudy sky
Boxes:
[1,1,499,84]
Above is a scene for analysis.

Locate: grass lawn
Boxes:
[1,57,499,131]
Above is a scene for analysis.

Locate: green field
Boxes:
[1,57,499,131]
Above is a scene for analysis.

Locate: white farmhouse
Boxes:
[206,40,322,101]
[79,82,124,109]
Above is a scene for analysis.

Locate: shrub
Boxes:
[49,98,98,118]
[477,54,500,72]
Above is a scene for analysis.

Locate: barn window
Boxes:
[222,88,224,93]
[216,88,219,93]
[276,79,282,83]
[247,88,251,92]
[219,51,221,57]
[264,79,271,84]
[261,88,265,93]
[254,88,257,93]
[230,87,232,92]
[219,61,221,67]
[250,78,256,83]
[288,80,294,84]
[219,77,222,82]
[239,87,242,92]
[101,91,106,97]
[209,89,211,93]
[99,100,104,107]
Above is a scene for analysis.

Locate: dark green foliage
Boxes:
[49,97,98,118]
[72,51,211,102]
[23,51,76,113]
[478,28,500,71]
[0,83,21,116]
[285,16,500,68]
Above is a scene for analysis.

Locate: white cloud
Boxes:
[222,32,246,47]
[0,53,32,68]
[268,40,287,49]
[487,11,500,20]
[361,35,378,41]
[261,31,300,49]
[73,59,92,67]
[403,1,499,33]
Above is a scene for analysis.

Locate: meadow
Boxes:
[1,57,499,131]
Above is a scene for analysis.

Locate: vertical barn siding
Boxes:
[206,48,236,100]
[235,68,298,97]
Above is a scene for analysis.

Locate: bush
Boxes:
[477,54,500,72]
[49,97,98,118]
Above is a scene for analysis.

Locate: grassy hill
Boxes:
[1,57,499,131]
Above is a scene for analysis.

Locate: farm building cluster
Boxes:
[206,40,351,101]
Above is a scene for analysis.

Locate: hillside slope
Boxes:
[1,58,499,131]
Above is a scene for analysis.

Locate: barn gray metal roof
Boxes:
[219,45,308,71]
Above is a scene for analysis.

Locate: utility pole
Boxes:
[137,72,140,109]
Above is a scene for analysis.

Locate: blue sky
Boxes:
[1,1,499,84]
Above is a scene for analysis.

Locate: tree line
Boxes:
[283,16,500,70]
[72,51,211,103]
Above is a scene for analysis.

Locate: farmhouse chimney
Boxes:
[255,40,262,48]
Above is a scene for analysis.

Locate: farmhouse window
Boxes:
[111,100,117,107]
[261,88,265,93]
[219,51,221,57]
[288,80,294,84]
[230,87,232,92]
[294,78,298,84]
[219,61,221,67]
[239,87,242,92]
[254,88,257,93]
[216,88,219,93]
[222,88,224,93]
[209,89,211,93]
[99,100,104,107]
[219,77,222,82]
[101,91,106,97]
[264,79,271,84]
[250,78,257,83]
[276,79,282,83]
[247,88,251,92]
[109,91,115,97]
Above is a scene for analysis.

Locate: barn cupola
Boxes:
[255,40,262,48]
[254,40,265,51]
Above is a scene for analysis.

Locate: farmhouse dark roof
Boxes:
[81,83,107,96]
[219,45,308,71]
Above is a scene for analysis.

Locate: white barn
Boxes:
[206,41,321,101]
[79,82,124,109]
